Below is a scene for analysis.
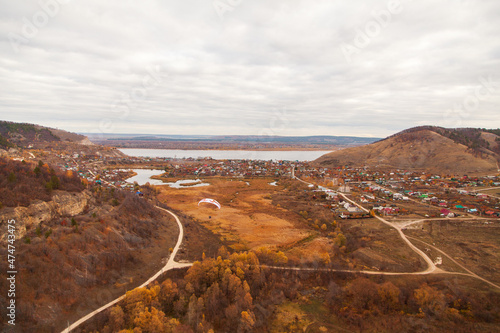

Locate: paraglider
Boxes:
[198,198,221,209]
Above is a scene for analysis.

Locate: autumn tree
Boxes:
[108,305,125,331]
[414,283,446,316]
[133,306,179,333]
[377,282,401,313]
[238,310,256,333]
[345,277,379,313]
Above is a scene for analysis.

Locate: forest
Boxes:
[82,247,500,333]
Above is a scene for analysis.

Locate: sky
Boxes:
[1,0,499,138]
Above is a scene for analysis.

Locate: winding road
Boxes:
[407,236,500,290]
[61,207,191,333]
[292,167,437,275]
[64,169,499,331]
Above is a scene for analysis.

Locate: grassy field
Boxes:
[157,178,310,251]
[157,177,428,272]
[405,219,500,286]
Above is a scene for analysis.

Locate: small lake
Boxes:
[125,169,165,185]
[119,149,333,161]
[124,169,210,187]
[163,179,210,189]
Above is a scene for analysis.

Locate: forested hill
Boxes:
[0,120,86,149]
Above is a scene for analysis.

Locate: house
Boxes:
[347,206,362,213]
[339,185,351,192]
[440,209,454,217]
[393,193,404,200]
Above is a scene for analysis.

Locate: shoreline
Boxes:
[117,147,341,151]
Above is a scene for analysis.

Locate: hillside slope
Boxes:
[315,127,500,175]
[0,120,89,148]
[0,158,178,332]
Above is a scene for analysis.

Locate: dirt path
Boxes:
[395,216,493,229]
[292,167,437,274]
[290,168,500,289]
[366,181,479,218]
[407,236,500,290]
[61,207,191,333]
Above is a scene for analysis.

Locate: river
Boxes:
[119,149,332,161]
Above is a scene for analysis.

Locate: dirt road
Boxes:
[290,168,500,289]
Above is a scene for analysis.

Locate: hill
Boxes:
[314,126,500,175]
[0,157,179,332]
[0,120,88,149]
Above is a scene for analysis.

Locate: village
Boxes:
[16,142,497,222]
[6,139,499,222]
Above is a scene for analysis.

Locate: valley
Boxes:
[0,122,499,332]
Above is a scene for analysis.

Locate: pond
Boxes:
[124,169,210,188]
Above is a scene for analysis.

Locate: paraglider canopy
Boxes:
[198,198,221,209]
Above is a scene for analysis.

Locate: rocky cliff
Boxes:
[0,190,91,242]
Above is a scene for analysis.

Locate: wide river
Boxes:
[119,149,333,161]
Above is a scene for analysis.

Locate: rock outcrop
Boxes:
[0,190,90,242]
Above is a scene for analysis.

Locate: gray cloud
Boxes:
[0,0,499,137]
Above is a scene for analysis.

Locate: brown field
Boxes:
[405,219,500,286]
[157,178,310,251]
[341,218,426,272]
[157,177,427,273]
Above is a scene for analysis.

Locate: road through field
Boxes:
[290,167,500,288]
[407,236,500,290]
[64,171,499,331]
[291,167,437,274]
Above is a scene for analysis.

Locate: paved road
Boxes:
[61,207,191,333]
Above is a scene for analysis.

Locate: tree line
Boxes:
[84,246,500,333]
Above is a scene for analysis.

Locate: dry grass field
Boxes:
[157,178,310,252]
[157,177,427,272]
[405,219,500,286]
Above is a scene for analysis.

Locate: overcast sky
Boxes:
[1,0,499,137]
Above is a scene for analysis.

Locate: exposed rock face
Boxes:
[0,190,90,242]
[52,191,89,216]
[79,137,94,146]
